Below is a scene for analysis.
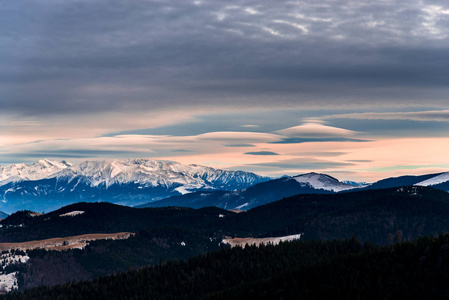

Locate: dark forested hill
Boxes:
[0,202,232,243]
[3,186,449,291]
[210,235,449,300]
[3,185,449,245]
[5,235,449,300]
[221,185,449,244]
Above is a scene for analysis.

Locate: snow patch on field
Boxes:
[0,272,18,293]
[222,234,302,248]
[0,251,29,293]
[59,211,84,217]
[1,253,29,267]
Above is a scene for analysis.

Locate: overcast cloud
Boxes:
[2,0,449,180]
[2,0,449,117]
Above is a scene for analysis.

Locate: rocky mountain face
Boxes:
[0,159,269,213]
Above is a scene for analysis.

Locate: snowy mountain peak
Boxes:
[59,160,73,167]
[0,159,70,185]
[36,159,72,169]
[37,158,54,165]
[293,172,339,183]
[292,172,358,192]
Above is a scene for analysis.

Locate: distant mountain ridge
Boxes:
[140,171,449,210]
[0,159,269,213]
[2,158,449,214]
[139,172,362,210]
[0,210,8,219]
[342,180,368,186]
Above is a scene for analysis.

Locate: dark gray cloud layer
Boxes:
[245,151,279,155]
[2,0,449,117]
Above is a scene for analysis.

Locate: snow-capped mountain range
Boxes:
[52,159,267,192]
[2,158,449,213]
[0,159,269,213]
[0,159,268,190]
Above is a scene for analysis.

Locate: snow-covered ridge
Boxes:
[415,172,449,187]
[293,172,360,192]
[0,159,267,192]
[0,251,30,292]
[53,159,266,190]
[0,159,72,185]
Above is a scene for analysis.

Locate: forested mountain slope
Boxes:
[5,235,449,299]
[2,186,449,290]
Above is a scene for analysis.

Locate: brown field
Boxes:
[222,234,302,248]
[227,209,245,213]
[0,232,134,252]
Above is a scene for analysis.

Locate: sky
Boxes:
[1,0,449,182]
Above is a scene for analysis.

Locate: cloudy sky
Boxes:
[2,0,449,181]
